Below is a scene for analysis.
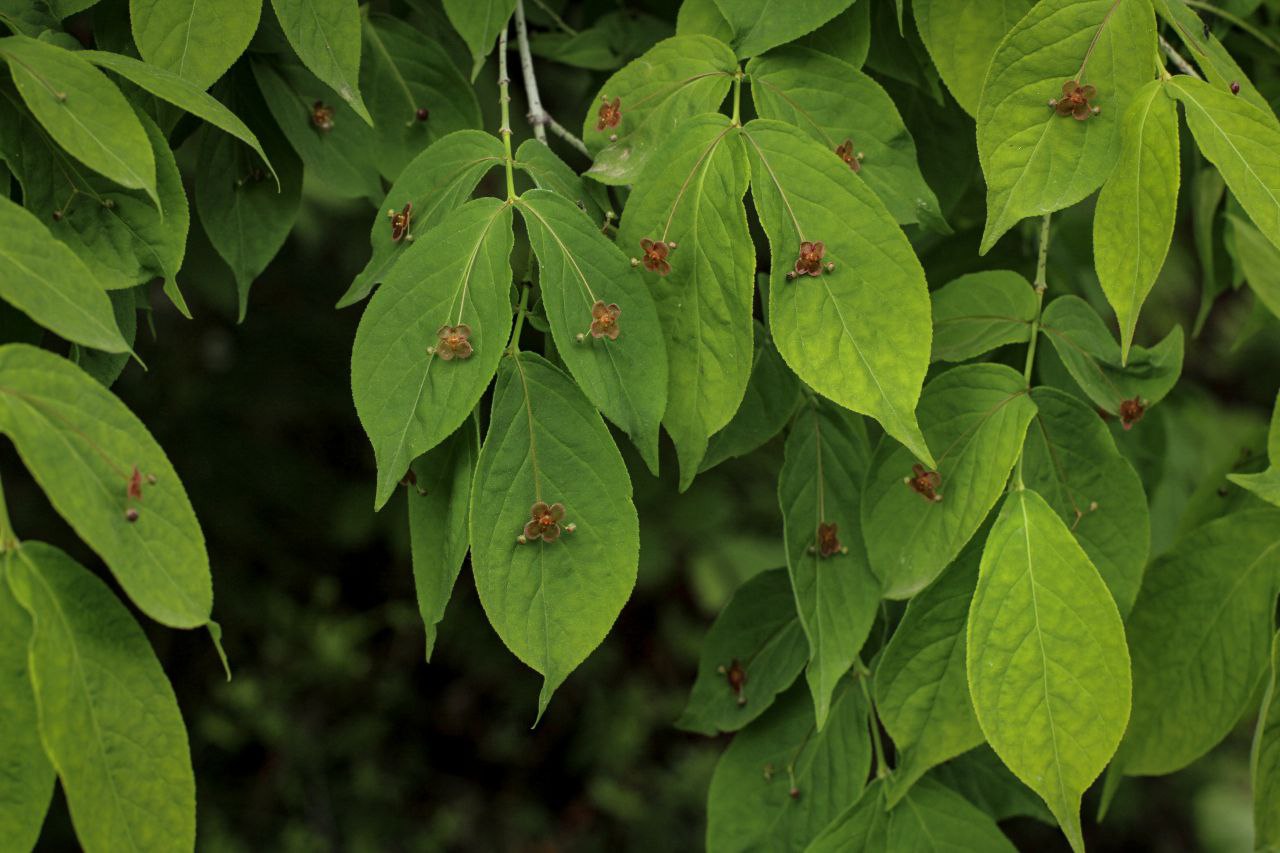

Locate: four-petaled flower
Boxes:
[596,96,621,131]
[1118,397,1145,430]
[523,501,566,542]
[834,139,862,172]
[817,522,843,558]
[718,659,747,706]
[639,238,671,276]
[434,324,473,361]
[1051,80,1098,121]
[589,301,621,340]
[311,101,335,132]
[905,464,943,503]
[388,203,412,242]
[794,241,826,277]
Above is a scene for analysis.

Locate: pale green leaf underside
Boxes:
[131,0,261,90]
[930,269,1036,363]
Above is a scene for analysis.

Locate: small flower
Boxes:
[905,464,943,503]
[718,659,747,706]
[127,465,144,501]
[793,241,826,277]
[1119,397,1145,430]
[388,203,412,242]
[1052,80,1097,121]
[589,301,621,340]
[311,100,335,132]
[596,96,621,131]
[434,324,473,361]
[416,106,430,121]
[639,238,671,276]
[834,138,862,172]
[816,522,845,558]
[522,501,566,542]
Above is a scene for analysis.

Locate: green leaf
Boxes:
[929,270,1036,363]
[581,35,736,185]
[1253,630,1280,852]
[351,197,513,509]
[131,0,261,89]
[0,567,53,852]
[1226,213,1280,322]
[340,130,504,308]
[407,418,478,662]
[1166,75,1280,253]
[976,0,1156,252]
[862,364,1037,599]
[797,0,871,69]
[1191,166,1228,335]
[779,400,878,729]
[743,118,934,466]
[884,778,1018,852]
[195,121,302,321]
[1228,390,1280,507]
[806,779,890,852]
[0,36,158,206]
[361,14,483,181]
[5,543,195,852]
[706,679,871,852]
[517,188,668,473]
[1022,387,1149,615]
[72,288,139,388]
[675,0,734,44]
[747,47,948,231]
[967,488,1131,853]
[675,567,809,735]
[1093,79,1180,361]
[1117,508,1280,776]
[701,322,803,473]
[1039,294,1184,416]
[80,49,277,182]
[615,113,753,485]
[469,352,639,720]
[270,0,370,124]
[913,0,1036,116]
[924,746,1054,824]
[441,0,516,79]
[0,196,128,352]
[0,345,212,628]
[513,139,606,222]
[875,547,983,807]
[712,0,855,58]
[1153,0,1277,118]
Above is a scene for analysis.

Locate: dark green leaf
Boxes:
[1254,630,1280,851]
[924,746,1054,824]
[441,0,516,79]
[675,0,733,44]
[1228,390,1280,507]
[270,0,371,123]
[797,0,871,69]
[807,779,890,852]
[513,139,605,221]
[1227,213,1280,322]
[131,0,261,89]
[884,778,1018,851]
[711,0,855,58]
[71,288,138,387]
[929,270,1036,363]
[913,0,1035,116]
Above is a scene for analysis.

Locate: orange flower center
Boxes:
[446,334,461,348]
[598,314,614,327]
[539,512,555,529]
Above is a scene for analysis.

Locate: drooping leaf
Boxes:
[874,547,983,806]
[351,197,513,509]
[0,567,53,852]
[1093,79,1180,361]
[747,47,948,231]
[581,35,736,185]
[1228,390,1280,507]
[615,113,752,484]
[1227,213,1280,322]
[5,543,195,853]
[513,139,606,222]
[131,0,261,89]
[340,130,504,308]
[976,0,1156,252]
[862,364,1037,599]
[706,679,871,852]
[675,567,809,736]
[0,195,127,353]
[441,0,516,79]
[779,400,878,729]
[0,36,158,205]
[929,270,1036,363]
[675,0,733,44]
[1117,508,1280,776]
[361,14,483,180]
[1039,294,1184,417]
[270,0,370,123]
[517,188,668,473]
[71,287,138,387]
[701,322,803,473]
[407,418,478,662]
[1253,630,1280,851]
[967,488,1131,852]
[797,0,871,69]
[924,746,1054,824]
[743,118,934,466]
[711,0,855,58]
[913,0,1036,116]
[468,352,639,720]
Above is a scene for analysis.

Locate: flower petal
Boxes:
[1063,80,1077,95]
[549,503,565,521]
[524,520,541,539]
[541,523,561,542]
[531,501,549,519]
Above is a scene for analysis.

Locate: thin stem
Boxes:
[514,0,548,144]
[498,24,516,201]
[507,284,531,356]
[1183,0,1280,55]
[855,661,890,779]
[731,69,743,125]
[1160,34,1203,79]
[544,113,591,158]
[1014,213,1052,489]
[527,0,577,36]
[0,472,17,552]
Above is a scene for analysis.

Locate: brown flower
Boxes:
[311,100,335,132]
[1052,80,1098,121]
[434,324,473,361]
[639,238,671,276]
[589,301,621,340]
[523,501,566,542]
[596,96,621,131]
[834,139,862,172]
[906,464,943,503]
[1119,397,1145,430]
[388,203,412,242]
[817,522,843,558]
[794,241,826,277]
[719,659,747,706]
[127,465,144,501]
